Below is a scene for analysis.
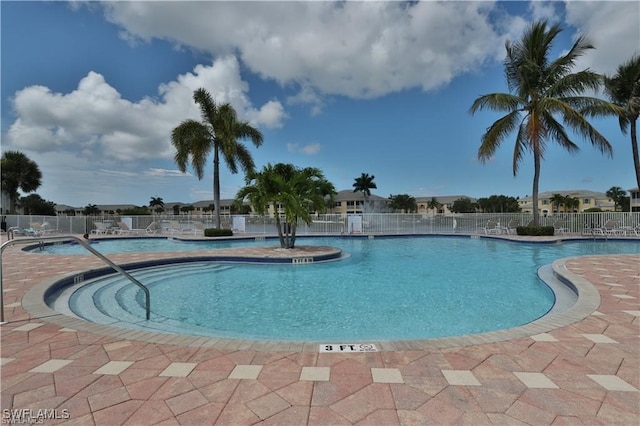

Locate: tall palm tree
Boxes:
[171,88,263,228]
[470,21,617,225]
[1,151,42,213]
[236,163,335,248]
[598,55,640,190]
[606,186,627,211]
[352,173,377,213]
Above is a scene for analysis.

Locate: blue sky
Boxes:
[1,1,638,208]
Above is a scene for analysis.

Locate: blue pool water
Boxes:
[52,236,639,341]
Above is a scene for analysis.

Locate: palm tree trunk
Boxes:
[274,214,285,248]
[532,150,541,225]
[213,149,221,229]
[631,119,640,191]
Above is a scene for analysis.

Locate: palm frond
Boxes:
[470,93,522,114]
[478,110,521,162]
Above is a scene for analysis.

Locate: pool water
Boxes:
[57,236,639,341]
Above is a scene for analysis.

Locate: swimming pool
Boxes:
[45,236,639,342]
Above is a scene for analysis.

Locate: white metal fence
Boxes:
[2,212,639,236]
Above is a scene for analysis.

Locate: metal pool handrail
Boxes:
[0,235,151,323]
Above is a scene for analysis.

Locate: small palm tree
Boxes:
[149,196,165,214]
[83,204,100,216]
[606,186,627,211]
[171,88,263,228]
[470,21,617,225]
[352,173,377,213]
[1,151,42,213]
[565,196,580,212]
[426,197,442,215]
[549,193,566,213]
[236,163,336,248]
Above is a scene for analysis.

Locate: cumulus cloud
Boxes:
[564,1,640,75]
[6,57,285,162]
[99,1,510,104]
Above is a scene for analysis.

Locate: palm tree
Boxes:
[549,193,566,213]
[236,163,336,248]
[606,186,627,211]
[1,151,42,213]
[171,88,263,228]
[426,197,442,216]
[83,204,100,216]
[470,21,617,225]
[599,55,640,190]
[352,173,377,213]
[149,196,165,214]
[565,196,580,212]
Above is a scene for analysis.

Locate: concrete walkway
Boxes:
[1,235,638,425]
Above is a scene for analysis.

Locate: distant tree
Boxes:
[549,193,566,213]
[180,205,195,214]
[171,88,263,228]
[231,203,251,215]
[470,21,617,225]
[1,151,42,213]
[606,186,627,211]
[477,195,521,213]
[83,204,100,216]
[426,197,442,215]
[352,173,377,213]
[63,208,76,216]
[565,196,580,212]
[20,194,56,216]
[388,194,417,213]
[450,198,478,213]
[149,196,165,213]
[172,205,181,215]
[121,206,151,215]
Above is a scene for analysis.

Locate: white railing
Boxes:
[2,212,639,236]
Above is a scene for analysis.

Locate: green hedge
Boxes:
[516,226,555,236]
[204,228,233,237]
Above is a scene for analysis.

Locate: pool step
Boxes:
[68,262,233,335]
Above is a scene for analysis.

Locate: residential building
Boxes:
[327,190,389,215]
[518,190,615,214]
[630,187,640,212]
[415,195,477,216]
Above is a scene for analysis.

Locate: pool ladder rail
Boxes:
[0,235,151,323]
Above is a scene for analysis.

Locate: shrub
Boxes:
[204,228,233,237]
[516,226,555,236]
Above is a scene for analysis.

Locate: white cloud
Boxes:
[145,168,192,177]
[287,142,321,155]
[564,1,640,75]
[6,58,286,162]
[99,1,510,102]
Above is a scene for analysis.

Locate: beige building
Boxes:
[518,190,615,214]
[630,187,640,212]
[415,195,477,216]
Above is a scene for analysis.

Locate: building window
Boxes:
[542,200,548,205]
[583,199,590,204]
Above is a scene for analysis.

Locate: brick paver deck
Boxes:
[1,234,638,425]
